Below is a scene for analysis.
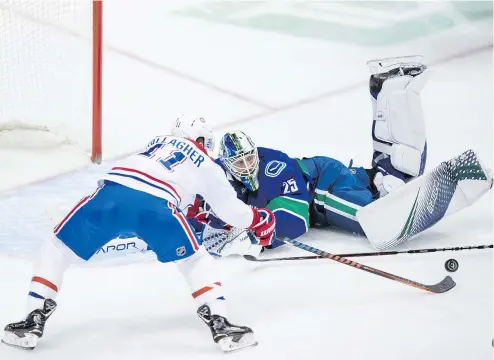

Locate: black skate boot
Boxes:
[2,299,57,350]
[197,304,257,352]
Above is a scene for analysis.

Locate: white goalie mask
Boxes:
[218,131,260,191]
[171,114,215,151]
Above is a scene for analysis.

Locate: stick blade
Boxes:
[427,276,456,293]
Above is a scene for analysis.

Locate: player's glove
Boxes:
[249,208,276,246]
[186,197,203,220]
[195,210,210,225]
[194,209,232,231]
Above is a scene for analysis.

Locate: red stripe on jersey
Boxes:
[54,195,89,234]
[176,211,200,251]
[112,167,182,202]
[168,202,200,251]
[54,186,103,234]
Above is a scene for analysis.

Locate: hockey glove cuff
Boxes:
[249,208,276,247]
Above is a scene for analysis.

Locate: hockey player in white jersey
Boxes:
[2,115,276,353]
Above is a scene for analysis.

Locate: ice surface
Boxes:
[0,2,492,359]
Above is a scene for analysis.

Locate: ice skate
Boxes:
[197,304,257,353]
[2,299,57,350]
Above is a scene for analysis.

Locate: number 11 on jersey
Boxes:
[139,144,186,172]
[161,150,186,171]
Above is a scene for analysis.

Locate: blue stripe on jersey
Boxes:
[107,172,179,203]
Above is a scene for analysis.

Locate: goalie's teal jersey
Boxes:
[211,147,310,245]
[211,147,377,246]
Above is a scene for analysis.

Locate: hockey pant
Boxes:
[27,181,227,317]
[302,157,374,236]
[54,181,200,262]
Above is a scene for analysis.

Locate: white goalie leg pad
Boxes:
[444,149,493,217]
[389,143,423,177]
[373,69,429,176]
[357,149,492,250]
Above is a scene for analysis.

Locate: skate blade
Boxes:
[2,331,38,350]
[219,332,258,353]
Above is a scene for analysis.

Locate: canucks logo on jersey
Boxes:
[265,161,286,177]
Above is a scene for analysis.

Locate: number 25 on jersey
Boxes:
[283,179,298,194]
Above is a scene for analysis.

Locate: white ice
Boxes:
[0,2,492,360]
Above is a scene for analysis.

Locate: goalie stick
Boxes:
[278,237,456,293]
[244,244,493,262]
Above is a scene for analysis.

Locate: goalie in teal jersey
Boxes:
[201,131,379,254]
[199,56,492,256]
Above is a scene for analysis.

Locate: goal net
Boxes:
[0,0,102,162]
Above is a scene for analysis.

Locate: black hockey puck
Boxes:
[445,259,459,272]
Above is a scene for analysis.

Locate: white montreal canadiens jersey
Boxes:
[102,136,254,230]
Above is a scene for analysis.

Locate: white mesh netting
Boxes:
[0,0,94,150]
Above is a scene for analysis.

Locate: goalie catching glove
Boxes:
[249,208,276,246]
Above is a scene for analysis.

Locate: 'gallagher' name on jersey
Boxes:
[146,136,205,167]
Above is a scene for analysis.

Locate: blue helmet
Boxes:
[218,131,260,191]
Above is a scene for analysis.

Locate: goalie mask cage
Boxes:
[0,0,102,163]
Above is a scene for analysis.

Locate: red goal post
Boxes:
[0,0,103,163]
[92,0,102,163]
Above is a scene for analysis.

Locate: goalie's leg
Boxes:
[301,156,374,236]
[367,55,429,197]
[175,248,257,352]
[357,149,493,250]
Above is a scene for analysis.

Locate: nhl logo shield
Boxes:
[176,246,186,256]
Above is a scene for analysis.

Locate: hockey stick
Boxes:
[244,244,493,263]
[278,238,456,294]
